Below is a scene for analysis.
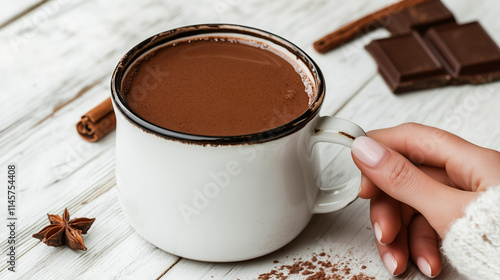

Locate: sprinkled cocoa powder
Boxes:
[257,251,375,280]
[306,271,326,280]
[343,267,351,275]
[302,270,313,275]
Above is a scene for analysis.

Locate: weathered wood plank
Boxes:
[0,0,47,28]
[0,187,179,279]
[0,81,179,279]
[1,0,499,279]
[0,0,390,155]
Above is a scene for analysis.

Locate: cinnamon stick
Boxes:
[313,0,433,54]
[76,97,116,142]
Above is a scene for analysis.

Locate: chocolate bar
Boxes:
[365,32,450,93]
[367,21,500,93]
[425,21,500,84]
[385,0,455,34]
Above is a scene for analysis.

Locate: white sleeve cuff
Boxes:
[441,185,500,280]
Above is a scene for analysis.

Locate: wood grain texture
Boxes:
[0,0,389,155]
[0,0,48,28]
[1,0,499,279]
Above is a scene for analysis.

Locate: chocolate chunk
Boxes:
[385,0,455,35]
[425,21,500,84]
[365,32,450,93]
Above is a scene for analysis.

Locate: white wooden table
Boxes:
[2,0,499,279]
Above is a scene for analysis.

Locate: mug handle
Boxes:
[309,116,366,213]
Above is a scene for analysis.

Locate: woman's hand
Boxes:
[351,123,500,277]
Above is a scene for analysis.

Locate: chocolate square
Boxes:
[425,21,500,84]
[385,0,455,35]
[365,32,450,93]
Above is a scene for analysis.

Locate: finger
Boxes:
[370,192,400,244]
[376,224,409,276]
[351,136,473,237]
[359,175,379,199]
[360,165,456,198]
[367,123,500,191]
[367,123,476,168]
[409,214,442,278]
[417,165,457,188]
[361,165,455,198]
[399,203,417,228]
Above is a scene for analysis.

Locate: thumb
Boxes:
[351,136,473,236]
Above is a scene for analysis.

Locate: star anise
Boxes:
[32,208,95,251]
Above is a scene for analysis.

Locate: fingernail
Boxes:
[373,222,385,245]
[417,257,434,278]
[352,136,388,168]
[383,253,399,276]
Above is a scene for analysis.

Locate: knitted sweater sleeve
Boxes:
[441,185,500,280]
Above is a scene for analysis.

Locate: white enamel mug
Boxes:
[111,24,366,262]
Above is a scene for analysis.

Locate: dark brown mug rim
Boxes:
[111,23,325,145]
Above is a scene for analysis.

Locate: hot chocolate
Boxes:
[124,37,313,136]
